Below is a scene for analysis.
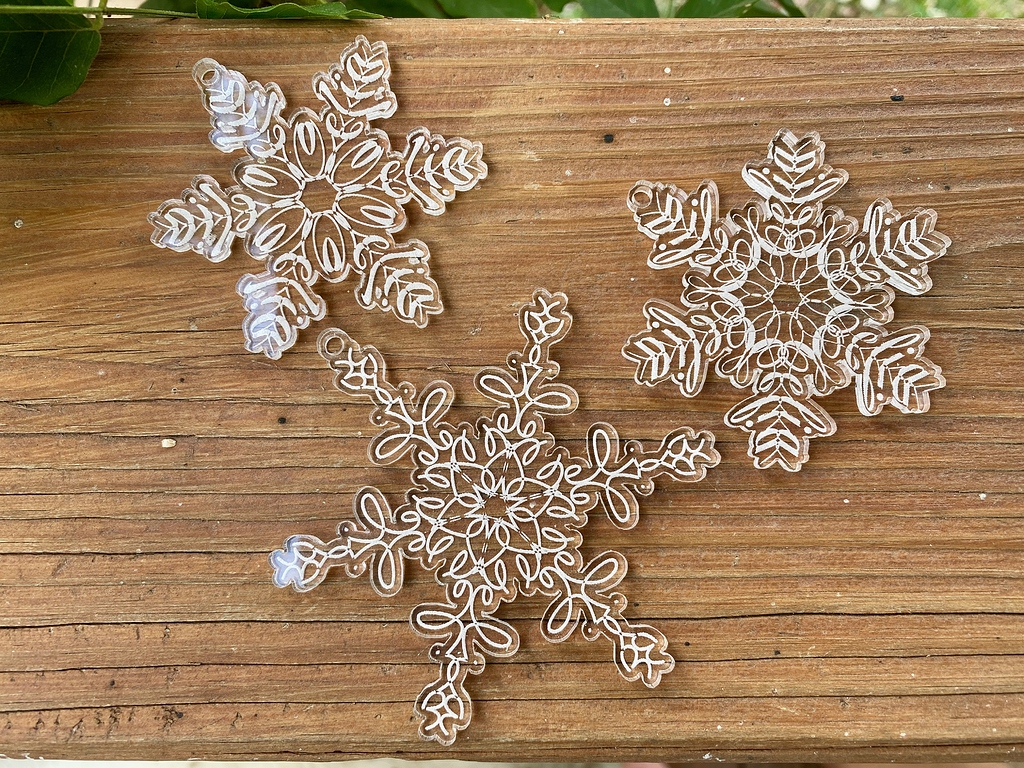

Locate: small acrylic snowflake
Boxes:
[270,288,719,745]
[149,36,487,359]
[623,129,950,471]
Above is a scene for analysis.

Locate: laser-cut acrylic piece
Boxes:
[271,288,719,745]
[623,129,949,471]
[149,36,487,359]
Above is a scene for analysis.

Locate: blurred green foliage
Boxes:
[140,0,804,17]
[803,0,1023,15]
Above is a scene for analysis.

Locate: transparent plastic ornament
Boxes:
[623,129,949,471]
[150,36,487,359]
[271,288,720,745]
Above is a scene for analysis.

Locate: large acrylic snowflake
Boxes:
[149,36,486,359]
[623,129,949,471]
[270,288,719,745]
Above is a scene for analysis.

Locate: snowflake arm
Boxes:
[627,180,722,269]
[271,487,425,594]
[848,200,951,295]
[740,131,847,207]
[193,58,287,159]
[353,239,443,327]
[412,584,520,746]
[475,289,579,434]
[579,422,718,529]
[314,36,397,123]
[724,390,837,472]
[150,36,486,359]
[622,299,725,397]
[848,325,946,416]
[390,128,488,216]
[271,288,719,744]
[624,129,949,470]
[318,328,455,465]
[238,254,327,359]
[541,550,673,686]
[269,533,350,593]
[148,176,238,263]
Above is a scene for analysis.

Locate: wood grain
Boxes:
[1,17,1023,761]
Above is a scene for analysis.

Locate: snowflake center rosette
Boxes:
[150,36,487,359]
[270,288,720,745]
[420,425,585,594]
[624,129,950,471]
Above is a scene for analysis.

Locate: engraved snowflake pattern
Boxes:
[623,130,949,471]
[271,288,719,745]
[149,36,486,359]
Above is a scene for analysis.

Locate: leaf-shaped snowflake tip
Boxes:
[149,36,487,359]
[271,288,720,745]
[623,129,949,471]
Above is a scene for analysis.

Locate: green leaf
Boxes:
[577,0,656,15]
[772,0,804,15]
[436,0,537,17]
[0,0,101,105]
[196,0,381,17]
[674,0,802,15]
[140,0,197,10]
[345,0,448,15]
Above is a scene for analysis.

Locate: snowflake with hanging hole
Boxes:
[149,36,486,359]
[623,129,949,471]
[270,288,719,745]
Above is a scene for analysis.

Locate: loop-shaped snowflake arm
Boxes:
[475,290,579,434]
[318,328,455,466]
[271,288,720,745]
[150,36,487,359]
[412,582,519,744]
[577,422,718,529]
[624,129,949,471]
[270,487,425,595]
[541,549,673,686]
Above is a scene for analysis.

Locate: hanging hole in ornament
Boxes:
[195,64,218,86]
[628,185,653,210]
[320,332,345,357]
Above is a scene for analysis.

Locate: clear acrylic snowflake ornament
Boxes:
[149,36,487,359]
[623,130,949,471]
[271,288,719,745]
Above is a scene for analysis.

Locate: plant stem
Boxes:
[91,0,109,29]
[0,4,197,15]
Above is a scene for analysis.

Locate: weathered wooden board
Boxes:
[1,16,1023,761]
